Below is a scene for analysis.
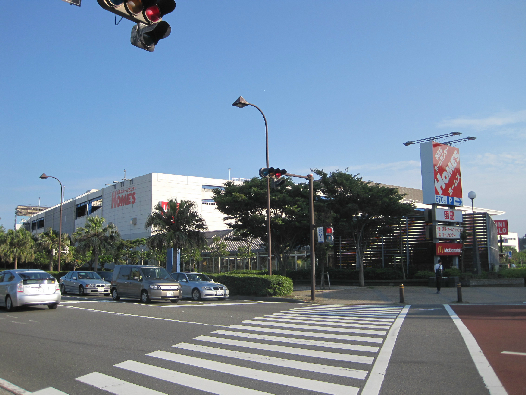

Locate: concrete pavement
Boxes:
[288,284,526,305]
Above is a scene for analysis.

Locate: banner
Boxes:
[436,242,462,256]
[421,142,463,206]
[494,220,508,235]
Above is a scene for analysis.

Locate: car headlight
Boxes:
[203,286,213,290]
[150,284,162,290]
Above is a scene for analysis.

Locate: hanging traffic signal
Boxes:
[131,21,171,51]
[98,0,176,25]
[267,167,287,178]
[259,168,270,178]
[260,167,287,179]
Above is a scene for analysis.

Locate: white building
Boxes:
[498,232,520,252]
[27,173,234,240]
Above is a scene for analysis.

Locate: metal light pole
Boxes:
[468,191,481,274]
[232,96,273,276]
[40,173,63,271]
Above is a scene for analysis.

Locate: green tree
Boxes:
[213,177,311,274]
[209,235,229,273]
[145,199,207,271]
[35,228,72,271]
[0,228,35,269]
[314,169,414,287]
[73,216,120,271]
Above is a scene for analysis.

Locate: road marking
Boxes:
[116,360,272,395]
[252,316,391,329]
[240,319,387,335]
[361,305,410,395]
[502,351,526,356]
[226,325,385,342]
[31,388,68,394]
[77,372,166,394]
[195,335,375,363]
[146,351,358,395]
[445,304,507,395]
[208,330,381,351]
[173,342,368,379]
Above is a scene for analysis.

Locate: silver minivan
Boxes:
[111,265,181,304]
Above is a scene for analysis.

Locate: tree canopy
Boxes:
[314,169,415,286]
[145,199,207,269]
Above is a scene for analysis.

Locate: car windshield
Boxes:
[141,267,171,280]
[77,272,101,280]
[19,272,56,284]
[187,273,211,282]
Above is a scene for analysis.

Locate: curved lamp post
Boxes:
[232,96,273,275]
[40,173,63,271]
[468,191,481,274]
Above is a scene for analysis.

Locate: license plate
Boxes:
[166,291,174,296]
[216,292,223,296]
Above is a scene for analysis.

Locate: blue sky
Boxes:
[1,1,525,239]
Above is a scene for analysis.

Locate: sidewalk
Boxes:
[288,284,526,305]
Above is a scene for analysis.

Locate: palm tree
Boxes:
[0,228,35,269]
[145,199,207,270]
[73,216,120,271]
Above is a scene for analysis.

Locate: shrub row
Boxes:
[209,273,293,297]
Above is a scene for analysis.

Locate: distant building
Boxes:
[25,173,235,240]
[497,232,520,252]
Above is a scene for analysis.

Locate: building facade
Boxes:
[26,173,233,239]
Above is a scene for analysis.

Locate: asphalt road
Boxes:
[0,294,520,394]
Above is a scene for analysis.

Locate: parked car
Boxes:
[0,269,61,311]
[96,271,113,283]
[111,265,181,304]
[60,271,110,296]
[171,272,229,301]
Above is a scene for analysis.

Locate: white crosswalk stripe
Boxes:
[76,304,407,395]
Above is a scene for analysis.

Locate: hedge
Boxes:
[209,273,293,297]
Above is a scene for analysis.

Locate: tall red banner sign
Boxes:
[494,220,508,235]
[421,142,463,206]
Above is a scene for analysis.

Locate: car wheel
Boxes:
[170,299,178,303]
[112,288,120,301]
[79,285,85,296]
[60,284,67,295]
[48,303,58,309]
[140,290,150,304]
[191,289,201,301]
[5,296,14,312]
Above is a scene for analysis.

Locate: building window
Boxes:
[76,202,88,219]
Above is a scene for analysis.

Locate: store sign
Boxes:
[436,242,462,256]
[434,208,463,223]
[111,187,136,208]
[494,220,508,235]
[421,142,463,206]
[435,225,462,239]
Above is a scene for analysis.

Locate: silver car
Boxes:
[0,269,61,311]
[60,271,110,296]
[171,272,229,301]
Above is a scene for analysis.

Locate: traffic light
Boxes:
[260,167,287,179]
[131,21,171,51]
[97,0,176,25]
[325,227,334,244]
[98,0,175,51]
[267,167,287,178]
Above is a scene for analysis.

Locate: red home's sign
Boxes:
[111,187,136,208]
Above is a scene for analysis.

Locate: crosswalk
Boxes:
[75,304,408,395]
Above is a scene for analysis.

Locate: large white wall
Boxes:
[27,172,234,241]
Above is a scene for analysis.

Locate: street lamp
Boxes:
[232,96,273,276]
[40,173,64,272]
[468,191,481,274]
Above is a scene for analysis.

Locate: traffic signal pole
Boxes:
[286,172,316,301]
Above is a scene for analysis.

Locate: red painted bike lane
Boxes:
[451,305,526,395]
